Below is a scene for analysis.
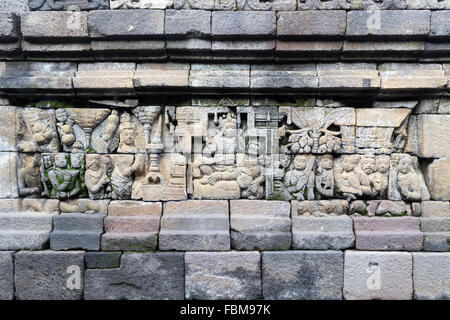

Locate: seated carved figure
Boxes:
[285,155,315,201]
[335,155,363,201]
[46,154,82,199]
[237,159,265,200]
[18,154,42,197]
[315,155,334,198]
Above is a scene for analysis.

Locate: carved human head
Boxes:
[293,155,308,170]
[55,109,68,122]
[361,155,376,175]
[342,155,359,172]
[319,155,333,170]
[42,154,54,169]
[376,155,390,173]
[119,113,136,146]
[398,155,413,174]
[86,155,101,171]
[71,153,83,169]
[54,154,68,168]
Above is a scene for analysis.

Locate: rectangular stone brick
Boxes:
[159,200,230,251]
[277,11,346,39]
[0,252,13,300]
[230,200,291,251]
[186,252,261,300]
[251,64,317,92]
[189,64,250,92]
[353,217,423,251]
[15,251,85,300]
[165,9,211,38]
[21,11,89,40]
[420,217,450,252]
[406,115,450,158]
[0,0,29,13]
[263,251,344,300]
[292,216,354,250]
[212,40,275,61]
[85,252,184,300]
[420,201,450,217]
[134,63,190,90]
[347,10,431,40]
[91,39,166,60]
[212,11,276,39]
[380,63,447,90]
[51,213,105,251]
[344,251,413,300]
[167,38,211,60]
[413,253,450,299]
[342,41,424,61]
[276,40,343,61]
[89,10,165,39]
[318,62,380,91]
[0,13,19,41]
[430,11,450,40]
[0,152,17,199]
[423,158,450,200]
[102,201,162,252]
[0,106,16,152]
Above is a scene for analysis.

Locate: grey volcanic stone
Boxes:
[0,13,19,41]
[84,253,184,300]
[28,0,109,11]
[0,252,14,300]
[413,253,450,300]
[262,251,344,300]
[292,216,355,250]
[346,10,431,40]
[277,11,346,39]
[85,252,121,269]
[51,213,105,251]
[344,251,413,300]
[230,200,291,251]
[185,252,261,300]
[430,11,450,40]
[15,251,85,300]
[89,10,165,39]
[0,152,18,199]
[353,217,423,251]
[0,0,29,14]
[165,10,211,38]
[420,217,450,252]
[212,11,276,39]
[159,200,230,251]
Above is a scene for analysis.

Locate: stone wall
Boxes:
[0,1,449,300]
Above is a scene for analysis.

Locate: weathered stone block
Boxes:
[165,10,211,38]
[15,251,84,300]
[250,64,317,92]
[212,11,276,39]
[189,64,250,91]
[91,39,166,60]
[0,0,29,13]
[353,217,423,251]
[263,251,344,300]
[342,41,424,61]
[0,13,19,41]
[89,10,165,38]
[85,252,121,269]
[423,158,450,200]
[344,251,413,300]
[159,200,230,251]
[0,252,13,300]
[185,252,261,300]
[212,39,275,61]
[420,201,450,217]
[0,106,16,152]
[349,200,412,217]
[291,200,349,217]
[430,10,450,40]
[420,217,450,252]
[102,201,161,252]
[406,115,450,158]
[21,11,89,40]
[277,11,346,39]
[0,153,18,198]
[380,63,447,90]
[347,10,430,40]
[230,200,291,251]
[134,63,190,90]
[50,213,105,251]
[292,216,354,250]
[84,252,184,300]
[413,253,450,299]
[276,40,343,61]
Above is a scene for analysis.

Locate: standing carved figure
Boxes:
[284,155,315,201]
[315,154,334,198]
[85,155,111,200]
[18,154,42,197]
[110,155,135,200]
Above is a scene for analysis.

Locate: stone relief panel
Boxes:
[7,103,435,203]
[29,0,109,10]
[110,0,173,9]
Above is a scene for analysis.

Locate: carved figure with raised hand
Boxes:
[388,154,430,201]
[285,154,315,201]
[85,154,112,200]
[55,109,76,151]
[18,154,42,197]
[315,154,334,198]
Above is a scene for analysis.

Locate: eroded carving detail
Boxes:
[18,154,43,198]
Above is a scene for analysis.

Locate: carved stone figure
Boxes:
[60,199,109,214]
[17,108,60,153]
[85,154,112,199]
[18,154,42,197]
[334,154,364,201]
[117,112,139,153]
[267,154,291,200]
[279,107,356,154]
[55,109,76,152]
[292,200,349,217]
[29,0,109,11]
[388,154,430,201]
[237,157,265,200]
[315,154,334,198]
[370,155,390,198]
[110,0,173,9]
[110,155,135,200]
[42,153,86,199]
[284,154,315,201]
